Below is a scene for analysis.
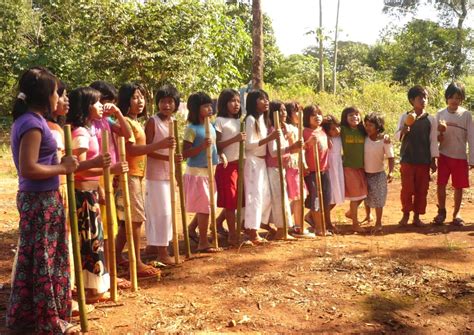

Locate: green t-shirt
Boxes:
[341,125,365,168]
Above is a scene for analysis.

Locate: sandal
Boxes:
[117,277,132,289]
[86,291,110,304]
[196,246,222,253]
[451,217,465,227]
[250,237,268,245]
[58,320,81,334]
[432,207,447,225]
[71,300,95,317]
[137,265,161,279]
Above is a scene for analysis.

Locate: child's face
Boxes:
[158,97,176,117]
[49,84,59,113]
[256,96,269,114]
[309,112,323,129]
[447,93,463,111]
[129,89,145,116]
[279,105,287,124]
[364,120,378,137]
[410,95,428,112]
[328,123,340,137]
[55,89,69,116]
[347,111,360,128]
[89,100,103,120]
[290,110,300,125]
[227,95,240,116]
[199,103,213,120]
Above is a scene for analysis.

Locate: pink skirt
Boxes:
[215,162,244,210]
[183,167,214,214]
[285,167,303,201]
[343,167,367,201]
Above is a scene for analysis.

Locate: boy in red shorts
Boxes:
[432,82,474,226]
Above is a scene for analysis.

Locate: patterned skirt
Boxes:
[7,190,71,334]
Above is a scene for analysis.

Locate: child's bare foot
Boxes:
[398,213,410,226]
[412,218,426,227]
[352,224,366,234]
[371,224,383,234]
[360,214,373,225]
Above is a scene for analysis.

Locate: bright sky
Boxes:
[261,0,468,55]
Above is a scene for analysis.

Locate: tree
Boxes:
[332,0,341,94]
[252,0,264,89]
[318,0,324,92]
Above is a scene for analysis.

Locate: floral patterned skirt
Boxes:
[7,190,71,334]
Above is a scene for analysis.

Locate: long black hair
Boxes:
[244,89,269,137]
[66,87,101,128]
[118,82,147,117]
[217,88,241,118]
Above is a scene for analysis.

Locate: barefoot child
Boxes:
[363,113,395,232]
[243,90,280,244]
[214,89,246,246]
[8,67,79,334]
[395,85,438,227]
[182,92,221,252]
[141,84,180,263]
[433,82,474,226]
[302,105,332,235]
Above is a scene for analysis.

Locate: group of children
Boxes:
[7,65,473,333]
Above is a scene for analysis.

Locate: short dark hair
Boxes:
[407,85,428,102]
[90,80,118,102]
[341,106,366,135]
[186,92,212,125]
[67,87,101,127]
[364,112,385,133]
[269,100,284,127]
[217,88,241,118]
[12,66,58,121]
[285,101,301,125]
[321,114,340,134]
[118,82,146,117]
[445,82,465,102]
[302,105,322,128]
[155,84,180,111]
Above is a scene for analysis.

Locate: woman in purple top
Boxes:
[7,67,79,334]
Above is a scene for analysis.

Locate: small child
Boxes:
[433,82,474,226]
[395,85,438,227]
[363,113,395,232]
[182,92,221,252]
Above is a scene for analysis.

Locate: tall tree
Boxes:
[252,0,264,89]
[332,0,341,94]
[318,0,324,92]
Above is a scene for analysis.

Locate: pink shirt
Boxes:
[303,127,328,172]
[146,115,171,181]
[72,126,100,181]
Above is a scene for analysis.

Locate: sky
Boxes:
[260,0,470,56]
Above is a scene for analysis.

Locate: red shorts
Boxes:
[437,154,469,189]
[215,162,244,210]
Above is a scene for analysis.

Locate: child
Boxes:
[395,85,438,227]
[302,105,332,235]
[8,67,79,334]
[267,101,302,239]
[182,92,221,252]
[244,90,280,244]
[214,88,246,246]
[433,82,474,226]
[141,84,181,262]
[363,113,395,232]
[340,106,367,233]
[114,83,174,272]
[321,115,344,231]
[67,86,113,303]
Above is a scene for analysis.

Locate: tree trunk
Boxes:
[252,0,264,90]
[332,0,340,94]
[318,0,324,92]
[453,0,467,79]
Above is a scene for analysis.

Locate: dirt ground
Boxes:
[0,150,473,334]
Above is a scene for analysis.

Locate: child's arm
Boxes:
[467,112,474,168]
[216,131,246,152]
[105,103,132,140]
[245,116,280,150]
[143,117,177,161]
[394,114,408,141]
[387,157,395,183]
[74,148,111,176]
[428,115,439,172]
[182,140,210,159]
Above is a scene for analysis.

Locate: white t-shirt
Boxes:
[245,115,268,157]
[215,116,242,162]
[364,136,394,173]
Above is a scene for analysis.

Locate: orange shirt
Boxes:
[125,117,146,177]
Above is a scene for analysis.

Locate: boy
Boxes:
[432,82,474,226]
[395,85,439,227]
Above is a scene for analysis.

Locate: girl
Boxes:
[340,106,367,233]
[67,86,113,303]
[140,84,180,263]
[182,92,220,252]
[244,90,280,244]
[267,101,302,239]
[302,105,331,236]
[115,83,174,271]
[214,88,246,246]
[321,115,344,232]
[363,113,395,232]
[7,67,79,334]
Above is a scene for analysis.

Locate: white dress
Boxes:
[327,136,345,205]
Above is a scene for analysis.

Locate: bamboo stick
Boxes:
[235,120,245,244]
[174,120,191,258]
[117,137,138,291]
[313,138,326,236]
[273,110,288,239]
[101,129,118,302]
[64,125,88,332]
[298,111,305,231]
[169,121,180,264]
[205,116,218,249]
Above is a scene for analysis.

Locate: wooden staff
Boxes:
[101,129,117,302]
[169,121,180,264]
[117,137,138,291]
[273,111,288,239]
[64,125,88,332]
[205,116,218,249]
[298,111,305,232]
[174,120,191,258]
[313,138,326,236]
[235,120,245,243]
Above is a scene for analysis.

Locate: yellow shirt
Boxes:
[125,117,146,177]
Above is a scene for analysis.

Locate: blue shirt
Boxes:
[183,123,218,168]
